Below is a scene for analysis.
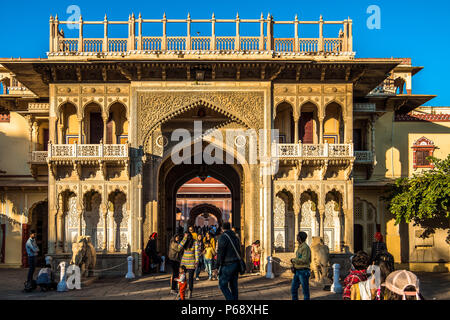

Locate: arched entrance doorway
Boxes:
[25,201,48,266]
[158,158,243,253]
[188,203,224,228]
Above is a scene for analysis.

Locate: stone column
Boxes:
[294,203,300,249]
[109,206,115,252]
[319,207,325,238]
[344,209,353,253]
[294,116,299,144]
[319,116,324,144]
[102,114,108,144]
[57,123,63,144]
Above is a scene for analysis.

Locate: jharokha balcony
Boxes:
[48,13,354,58]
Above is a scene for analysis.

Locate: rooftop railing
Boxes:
[49,13,353,54]
[48,143,129,159]
[274,143,353,158]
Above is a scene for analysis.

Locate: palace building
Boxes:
[0,13,448,274]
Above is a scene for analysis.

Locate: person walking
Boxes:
[195,234,205,280]
[203,241,216,280]
[145,232,160,273]
[290,231,312,300]
[168,234,183,295]
[25,230,39,285]
[177,232,200,299]
[216,222,241,300]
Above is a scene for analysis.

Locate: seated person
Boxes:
[36,264,57,292]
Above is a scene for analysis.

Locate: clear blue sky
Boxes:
[1,0,449,106]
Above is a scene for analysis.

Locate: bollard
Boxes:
[266,256,274,279]
[159,255,166,273]
[331,263,343,294]
[125,256,135,279]
[57,261,68,292]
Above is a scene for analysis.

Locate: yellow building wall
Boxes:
[0,112,31,175]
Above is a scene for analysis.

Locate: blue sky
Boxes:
[1,0,449,106]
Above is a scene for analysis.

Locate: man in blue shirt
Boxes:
[25,230,39,284]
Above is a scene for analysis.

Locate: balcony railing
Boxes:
[30,151,48,163]
[48,14,353,55]
[274,143,353,158]
[48,144,128,159]
[354,151,374,163]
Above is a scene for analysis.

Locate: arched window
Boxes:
[412,137,436,169]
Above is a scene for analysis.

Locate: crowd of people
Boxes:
[23,227,425,301]
[290,231,424,301]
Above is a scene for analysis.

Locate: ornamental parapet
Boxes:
[48,143,129,160]
[274,143,354,159]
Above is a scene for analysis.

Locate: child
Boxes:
[203,242,216,280]
[175,265,188,300]
[36,264,57,292]
[251,240,261,273]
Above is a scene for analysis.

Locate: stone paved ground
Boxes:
[0,268,448,300]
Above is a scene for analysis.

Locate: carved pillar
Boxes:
[294,114,299,144]
[109,204,115,252]
[102,113,108,144]
[319,116,324,144]
[101,205,108,251]
[319,207,325,238]
[294,202,300,249]
[32,122,38,152]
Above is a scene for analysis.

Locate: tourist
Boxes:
[36,264,57,292]
[217,222,241,300]
[251,240,261,273]
[188,226,198,240]
[25,230,39,285]
[342,251,370,300]
[195,234,205,280]
[178,232,200,299]
[168,234,183,295]
[145,232,160,273]
[174,265,188,300]
[382,270,424,300]
[203,241,216,280]
[350,264,380,300]
[290,231,312,300]
[370,232,388,263]
[204,232,216,251]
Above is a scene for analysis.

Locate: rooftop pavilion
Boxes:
[48,13,354,60]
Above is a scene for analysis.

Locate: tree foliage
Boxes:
[384,154,450,239]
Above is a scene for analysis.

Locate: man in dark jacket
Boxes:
[168,234,183,294]
[216,222,241,300]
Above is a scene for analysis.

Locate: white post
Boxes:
[331,263,343,293]
[266,256,274,279]
[126,256,135,279]
[57,261,68,292]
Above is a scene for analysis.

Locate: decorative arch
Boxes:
[142,99,252,152]
[187,203,224,227]
[412,136,436,169]
[299,190,319,246]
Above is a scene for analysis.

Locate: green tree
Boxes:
[384,154,450,241]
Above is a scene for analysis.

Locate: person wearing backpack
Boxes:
[36,264,57,292]
[216,222,241,300]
